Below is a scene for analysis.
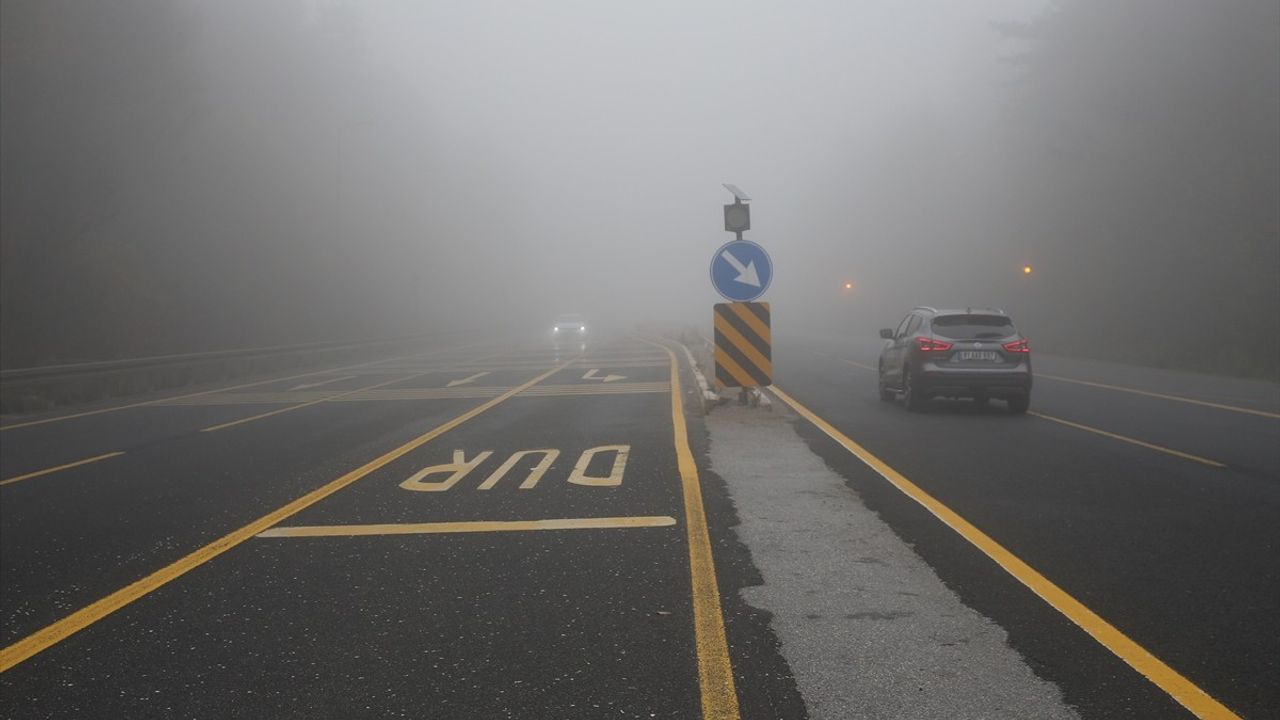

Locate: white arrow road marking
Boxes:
[720,249,761,287]
[289,375,356,391]
[446,371,491,388]
[582,369,626,383]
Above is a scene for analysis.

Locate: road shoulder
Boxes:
[707,402,1080,719]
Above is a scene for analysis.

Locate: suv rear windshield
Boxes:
[930,314,1016,340]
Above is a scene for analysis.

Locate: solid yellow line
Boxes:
[642,337,740,720]
[768,386,1242,720]
[0,343,483,431]
[0,358,575,673]
[0,452,126,487]
[1037,374,1280,420]
[257,516,677,538]
[1029,412,1226,468]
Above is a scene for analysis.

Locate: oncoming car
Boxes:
[878,307,1032,413]
[552,313,587,336]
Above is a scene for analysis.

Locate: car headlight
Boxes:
[553,326,559,332]
[579,325,586,331]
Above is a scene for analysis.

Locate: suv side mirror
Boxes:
[879,328,895,339]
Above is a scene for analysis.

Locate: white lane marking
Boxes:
[288,375,357,391]
[582,368,626,383]
[1037,374,1280,420]
[446,371,491,388]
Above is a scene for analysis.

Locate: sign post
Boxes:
[712,185,773,405]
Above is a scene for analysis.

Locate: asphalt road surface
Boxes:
[768,330,1279,720]
[1,331,1276,719]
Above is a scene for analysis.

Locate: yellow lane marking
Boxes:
[769,386,1242,720]
[257,516,677,538]
[842,358,878,372]
[0,343,485,431]
[1037,374,1280,420]
[1030,412,1226,468]
[200,370,435,432]
[0,359,575,673]
[642,337,741,720]
[0,452,126,487]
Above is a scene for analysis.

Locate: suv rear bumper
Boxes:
[918,366,1032,398]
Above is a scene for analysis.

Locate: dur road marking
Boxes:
[769,386,1242,720]
[0,451,126,487]
[1038,373,1280,420]
[1030,412,1226,468]
[257,516,677,538]
[397,445,631,492]
[640,337,741,720]
[0,358,575,673]
[477,450,560,490]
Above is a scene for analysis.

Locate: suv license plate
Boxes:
[955,351,998,361]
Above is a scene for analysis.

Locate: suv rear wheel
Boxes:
[903,368,926,412]
[1007,393,1030,414]
[878,361,896,401]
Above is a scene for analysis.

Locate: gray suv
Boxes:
[878,307,1032,413]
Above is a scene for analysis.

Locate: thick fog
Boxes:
[2,1,1276,377]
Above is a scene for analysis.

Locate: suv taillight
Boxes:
[1002,339,1030,353]
[915,337,953,352]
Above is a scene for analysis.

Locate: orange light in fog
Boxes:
[1022,265,1033,275]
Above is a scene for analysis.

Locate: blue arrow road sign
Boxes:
[710,239,773,302]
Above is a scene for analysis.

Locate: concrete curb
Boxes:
[677,340,721,414]
[692,329,771,412]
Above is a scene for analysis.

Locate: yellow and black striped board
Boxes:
[713,302,772,388]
